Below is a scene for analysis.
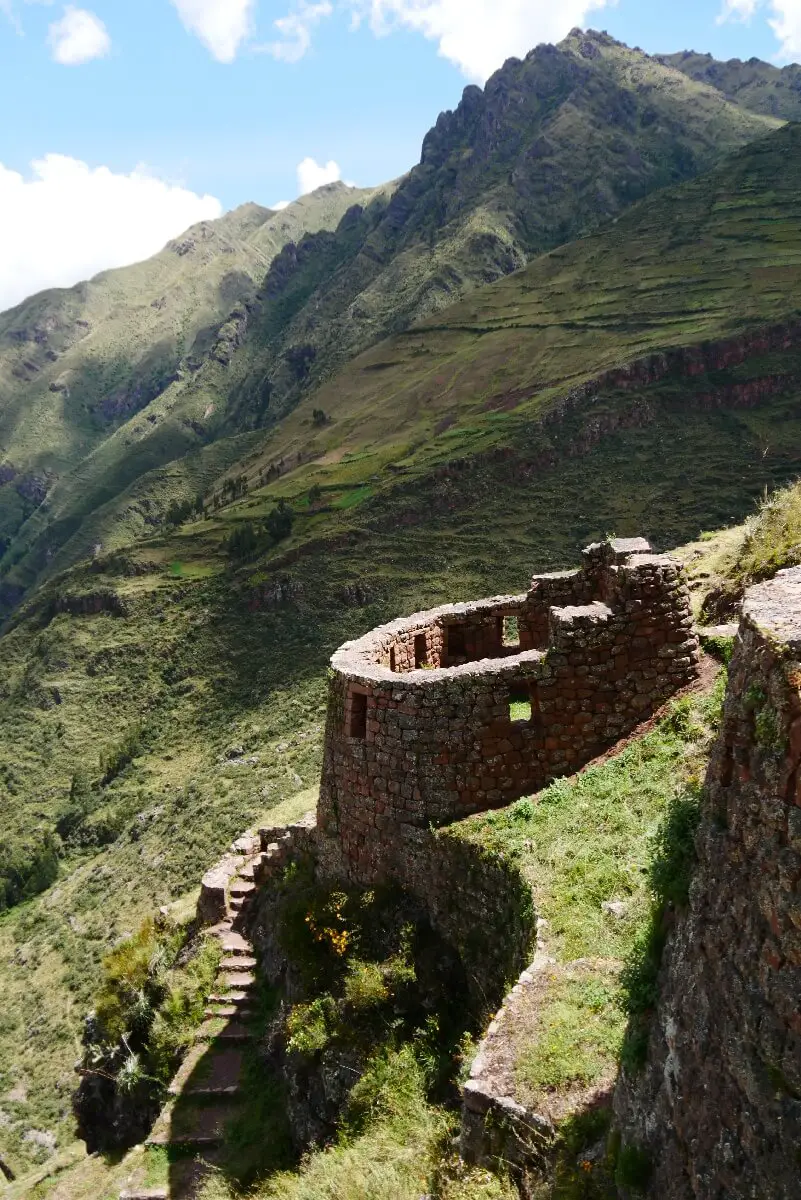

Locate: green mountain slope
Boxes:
[661,48,801,119]
[0,183,382,606]
[5,120,801,1179]
[158,119,801,546]
[219,27,780,426]
[0,30,782,608]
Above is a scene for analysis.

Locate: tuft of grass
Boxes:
[458,683,723,1107]
[465,687,720,964]
[517,974,625,1098]
[618,785,705,1068]
[215,1046,450,1200]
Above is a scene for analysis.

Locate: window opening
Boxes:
[447,623,467,661]
[502,615,521,648]
[349,691,367,739]
[414,633,428,669]
[509,686,532,723]
[389,647,397,672]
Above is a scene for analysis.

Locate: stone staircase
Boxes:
[120,836,265,1200]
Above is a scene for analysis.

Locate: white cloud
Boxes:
[717,0,801,58]
[48,6,110,64]
[352,0,612,81]
[0,0,22,34]
[265,0,332,63]
[767,0,801,57]
[170,0,254,62]
[271,199,292,210]
[0,155,222,312]
[267,0,610,81]
[717,0,760,20]
[297,156,342,193]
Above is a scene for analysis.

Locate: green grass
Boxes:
[463,687,721,964]
[453,682,723,1129]
[198,1045,516,1200]
[0,34,781,599]
[517,972,625,1098]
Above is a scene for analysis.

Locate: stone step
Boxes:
[196,1019,253,1042]
[120,1191,168,1200]
[204,1005,256,1020]
[145,1130,222,1148]
[167,1045,245,1098]
[220,955,256,971]
[207,987,254,1003]
[146,1097,243,1148]
[228,897,247,912]
[207,920,233,937]
[217,969,256,989]
[219,932,252,955]
[238,864,256,881]
[229,881,256,897]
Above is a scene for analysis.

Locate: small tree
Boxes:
[57,770,94,842]
[312,408,327,427]
[265,500,294,543]
[226,521,259,560]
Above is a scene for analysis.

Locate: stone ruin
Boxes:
[615,566,801,1198]
[319,537,701,883]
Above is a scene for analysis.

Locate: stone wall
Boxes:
[319,537,700,885]
[614,567,801,1199]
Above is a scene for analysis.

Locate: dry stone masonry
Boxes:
[319,537,700,883]
[615,567,801,1199]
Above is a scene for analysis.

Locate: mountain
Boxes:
[5,109,801,1180]
[7,30,801,1181]
[661,49,801,119]
[0,182,385,608]
[218,28,781,426]
[0,29,782,610]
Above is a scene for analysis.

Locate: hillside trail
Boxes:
[119,836,265,1200]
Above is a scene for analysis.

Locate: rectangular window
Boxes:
[414,633,428,669]
[447,623,467,661]
[349,691,367,739]
[502,615,521,648]
[509,686,532,723]
[389,646,397,672]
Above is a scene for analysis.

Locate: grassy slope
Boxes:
[0,184,380,591]
[188,29,779,433]
[22,114,801,595]
[661,49,801,120]
[0,31,780,599]
[179,119,801,553]
[7,123,801,1182]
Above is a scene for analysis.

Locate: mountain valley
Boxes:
[2,27,801,1199]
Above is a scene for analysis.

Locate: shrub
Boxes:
[0,830,60,912]
[100,724,144,785]
[266,501,294,544]
[226,520,260,561]
[286,996,338,1055]
[343,960,389,1011]
[75,916,222,1152]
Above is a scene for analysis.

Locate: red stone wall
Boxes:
[614,568,801,1199]
[319,538,700,885]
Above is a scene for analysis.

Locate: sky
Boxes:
[0,0,798,310]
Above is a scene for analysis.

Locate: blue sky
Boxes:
[0,0,797,307]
